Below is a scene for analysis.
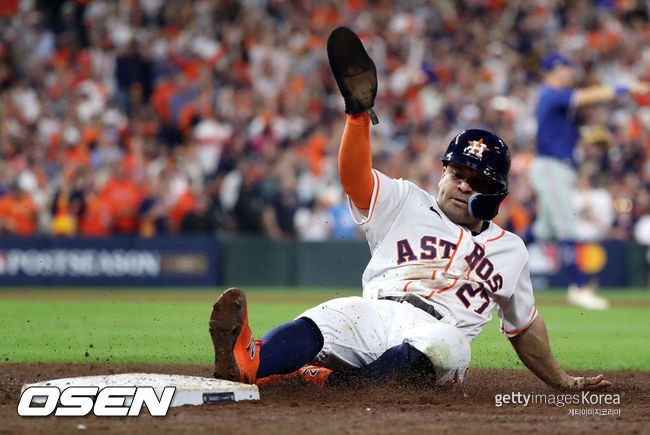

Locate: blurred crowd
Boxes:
[0,0,649,246]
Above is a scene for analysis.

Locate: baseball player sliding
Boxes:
[208,28,610,390]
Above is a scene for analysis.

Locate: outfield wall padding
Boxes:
[219,237,370,287]
[219,236,297,287]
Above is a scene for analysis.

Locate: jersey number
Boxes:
[455,274,503,314]
[456,283,490,314]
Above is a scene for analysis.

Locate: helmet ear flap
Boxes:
[468,191,508,221]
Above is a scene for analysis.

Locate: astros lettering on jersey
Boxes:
[351,169,538,342]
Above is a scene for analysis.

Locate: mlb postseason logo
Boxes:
[18,386,176,417]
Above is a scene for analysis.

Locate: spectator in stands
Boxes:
[268,171,300,240]
[573,174,615,241]
[231,167,271,236]
[328,196,360,241]
[114,40,153,114]
[78,191,112,237]
[180,192,223,236]
[0,182,38,236]
[168,177,197,234]
[138,173,172,237]
[100,163,142,234]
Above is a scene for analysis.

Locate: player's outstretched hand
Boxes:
[560,374,612,390]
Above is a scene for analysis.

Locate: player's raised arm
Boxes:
[338,114,374,210]
[508,315,612,390]
[327,27,379,211]
[573,81,650,107]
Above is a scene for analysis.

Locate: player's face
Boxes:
[437,163,499,230]
[555,66,575,87]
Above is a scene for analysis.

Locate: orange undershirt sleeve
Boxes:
[338,113,374,210]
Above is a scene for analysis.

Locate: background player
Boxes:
[531,52,650,310]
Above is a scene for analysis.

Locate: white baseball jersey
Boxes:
[349,170,538,342]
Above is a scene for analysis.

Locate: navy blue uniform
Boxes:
[535,86,577,163]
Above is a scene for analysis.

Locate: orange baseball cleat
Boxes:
[209,288,260,384]
[257,365,333,389]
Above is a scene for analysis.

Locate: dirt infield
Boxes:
[1,363,648,434]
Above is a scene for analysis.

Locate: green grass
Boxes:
[1,288,648,370]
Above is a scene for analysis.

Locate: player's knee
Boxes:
[403,323,471,385]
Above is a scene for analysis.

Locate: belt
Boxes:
[379,293,444,321]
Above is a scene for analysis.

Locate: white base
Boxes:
[21,373,259,406]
